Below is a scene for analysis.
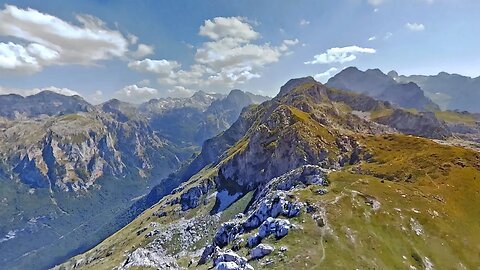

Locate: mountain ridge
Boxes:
[57,76,480,270]
[327,67,440,111]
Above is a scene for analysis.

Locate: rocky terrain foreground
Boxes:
[56,78,480,269]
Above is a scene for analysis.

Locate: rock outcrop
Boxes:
[377,110,451,139]
[250,244,274,259]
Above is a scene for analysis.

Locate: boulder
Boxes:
[216,261,240,270]
[214,222,244,247]
[250,244,274,259]
[213,250,253,270]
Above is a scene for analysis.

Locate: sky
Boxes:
[0,0,479,104]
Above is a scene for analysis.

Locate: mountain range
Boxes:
[56,76,480,270]
[327,67,440,111]
[2,69,479,270]
[0,89,267,270]
[388,70,480,112]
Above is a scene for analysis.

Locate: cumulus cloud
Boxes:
[114,84,158,103]
[368,36,377,41]
[199,17,259,42]
[87,90,104,104]
[0,4,139,73]
[130,16,297,91]
[130,44,154,59]
[313,67,339,83]
[405,22,425,31]
[299,19,310,26]
[128,59,180,75]
[305,46,376,65]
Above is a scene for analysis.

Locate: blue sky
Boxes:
[0,0,478,103]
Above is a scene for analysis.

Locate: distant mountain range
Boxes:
[388,70,480,112]
[327,67,440,111]
[327,67,480,113]
[0,89,268,270]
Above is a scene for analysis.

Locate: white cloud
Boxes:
[305,46,376,65]
[127,33,139,45]
[114,84,158,103]
[128,59,180,75]
[280,39,299,52]
[384,32,393,40]
[313,67,339,83]
[0,42,42,73]
[0,5,138,73]
[130,44,154,59]
[283,39,299,46]
[299,19,310,26]
[130,17,296,91]
[87,90,104,104]
[405,22,425,31]
[199,17,258,42]
[368,36,377,41]
[137,79,151,87]
[368,0,385,6]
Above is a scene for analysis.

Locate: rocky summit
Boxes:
[56,78,480,270]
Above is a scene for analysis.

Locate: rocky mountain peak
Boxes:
[277,76,317,97]
[0,91,94,119]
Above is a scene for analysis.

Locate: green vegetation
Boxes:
[370,107,394,119]
[435,110,477,126]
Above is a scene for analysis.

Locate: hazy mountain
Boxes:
[0,91,94,119]
[59,77,480,270]
[327,67,440,111]
[388,71,480,112]
[143,89,269,146]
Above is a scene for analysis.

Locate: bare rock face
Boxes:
[1,112,181,192]
[217,105,332,192]
[120,246,179,270]
[213,250,253,270]
[377,110,451,139]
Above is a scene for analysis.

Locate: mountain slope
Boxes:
[57,78,480,270]
[327,67,439,111]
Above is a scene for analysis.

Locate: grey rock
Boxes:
[250,244,274,259]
